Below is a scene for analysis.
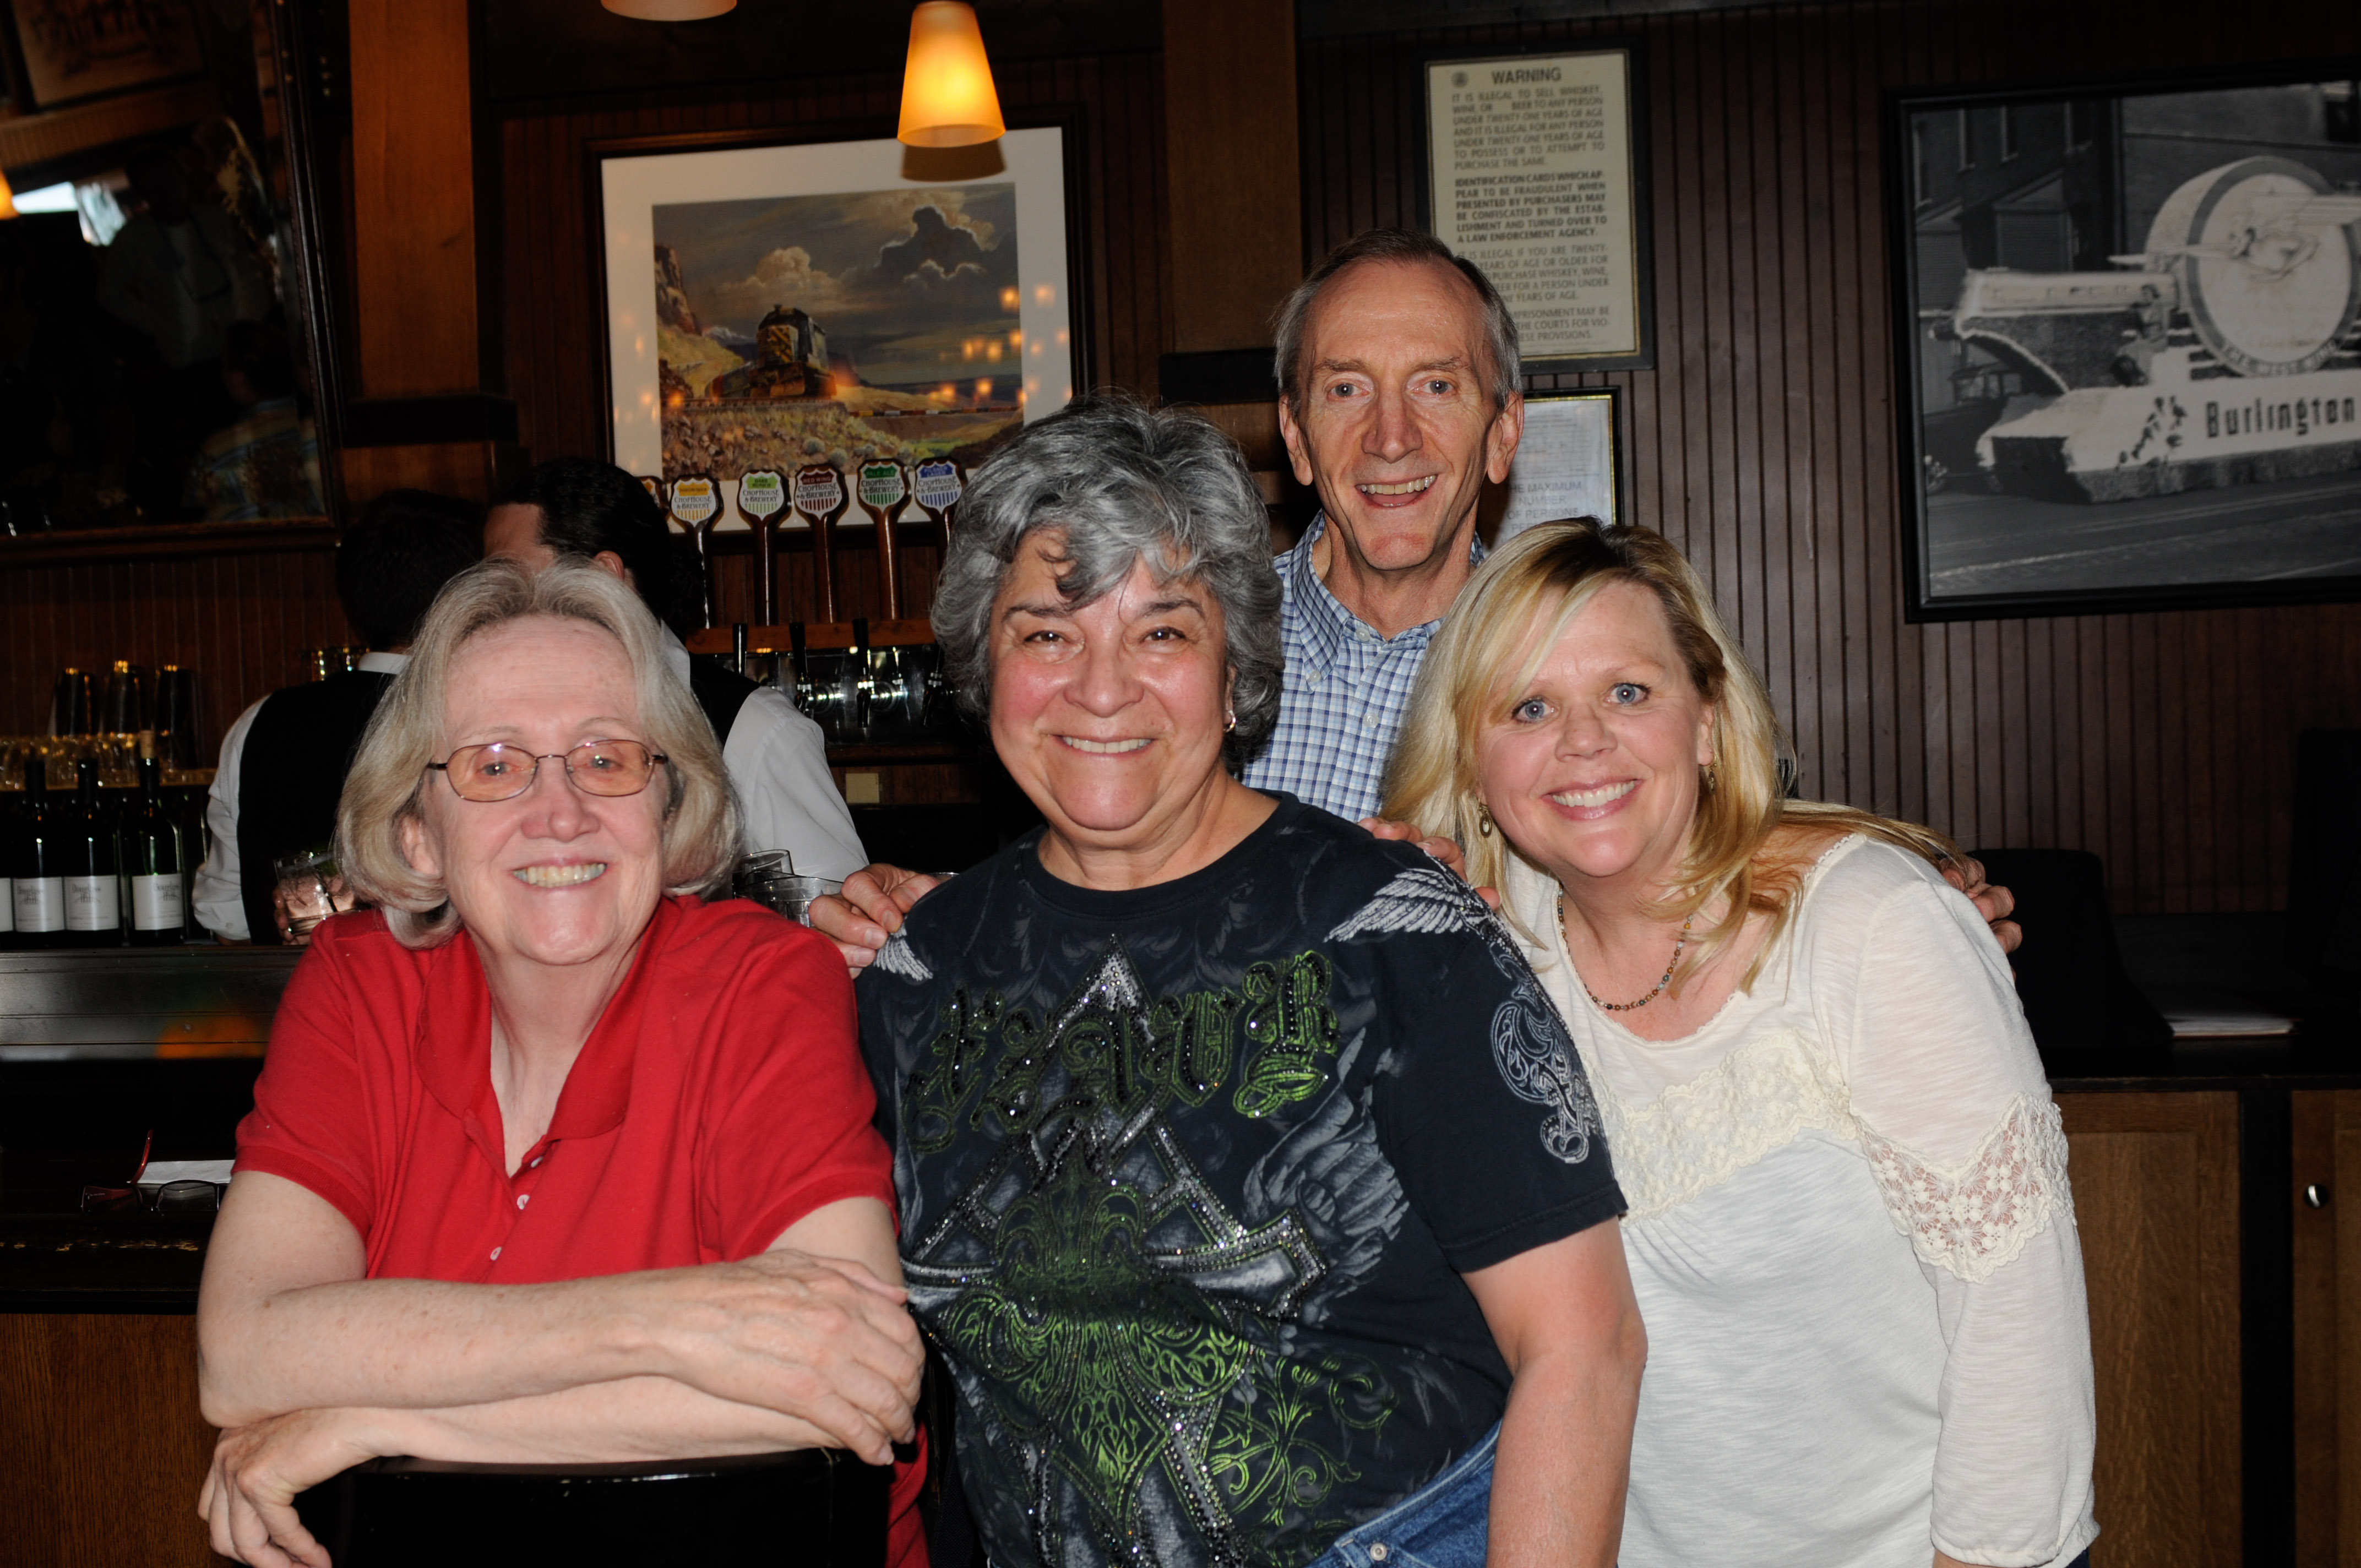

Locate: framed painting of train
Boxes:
[1886,62,2361,620]
[594,119,1084,517]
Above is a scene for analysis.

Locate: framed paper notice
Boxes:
[1426,47,1654,373]
[1490,389,1621,542]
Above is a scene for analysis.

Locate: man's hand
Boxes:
[1361,818,1501,910]
[271,872,353,948]
[641,1249,924,1466]
[1941,855,2021,956]
[807,863,942,974]
[200,1407,381,1567]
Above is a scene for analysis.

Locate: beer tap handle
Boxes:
[737,472,789,628]
[856,460,911,620]
[664,476,723,629]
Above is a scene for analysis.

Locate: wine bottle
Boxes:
[63,759,122,948]
[12,759,66,949]
[125,736,185,946]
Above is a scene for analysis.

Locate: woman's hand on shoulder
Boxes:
[807,863,943,976]
[1359,818,1501,910]
[200,1407,388,1568]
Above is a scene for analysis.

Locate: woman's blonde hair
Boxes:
[1384,519,1958,989]
[335,558,741,948]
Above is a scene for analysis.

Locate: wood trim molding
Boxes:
[349,0,481,396]
[0,516,338,570]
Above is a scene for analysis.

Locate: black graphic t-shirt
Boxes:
[858,795,1625,1568]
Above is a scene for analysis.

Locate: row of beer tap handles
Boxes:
[637,459,964,631]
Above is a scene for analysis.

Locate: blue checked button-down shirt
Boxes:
[1241,514,1483,823]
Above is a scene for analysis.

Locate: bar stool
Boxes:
[293,1448,888,1566]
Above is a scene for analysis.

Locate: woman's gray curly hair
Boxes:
[334,558,740,948]
[932,395,1284,770]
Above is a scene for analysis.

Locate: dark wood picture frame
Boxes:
[1418,37,1657,378]
[1886,59,2361,622]
[584,110,1095,475]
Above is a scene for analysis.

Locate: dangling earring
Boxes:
[1476,804,1495,838]
[1223,710,1237,733]
[1700,761,1719,794]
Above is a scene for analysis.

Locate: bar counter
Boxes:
[2,928,2356,1567]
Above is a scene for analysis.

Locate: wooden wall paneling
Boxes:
[0,1313,224,1568]
[1162,0,1301,356]
[349,0,481,395]
[2058,1090,2243,1567]
[1295,0,2361,913]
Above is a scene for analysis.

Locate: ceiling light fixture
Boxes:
[897,2,1004,148]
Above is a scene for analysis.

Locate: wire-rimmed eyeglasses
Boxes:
[427,740,670,803]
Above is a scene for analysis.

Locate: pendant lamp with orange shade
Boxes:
[897,2,1003,148]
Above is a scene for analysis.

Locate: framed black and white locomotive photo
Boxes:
[1887,62,2361,620]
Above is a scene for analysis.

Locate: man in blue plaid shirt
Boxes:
[818,230,2018,961]
[1241,228,1524,823]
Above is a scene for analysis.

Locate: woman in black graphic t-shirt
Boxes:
[850,398,1639,1568]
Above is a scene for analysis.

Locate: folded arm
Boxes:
[198,1177,917,1565]
[198,1173,917,1450]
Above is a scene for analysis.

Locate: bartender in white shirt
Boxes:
[481,457,867,881]
[193,490,483,942]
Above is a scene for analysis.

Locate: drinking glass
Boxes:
[273,849,358,943]
[732,851,842,927]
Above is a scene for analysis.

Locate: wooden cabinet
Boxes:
[2059,1079,2361,1568]
[2059,1091,2245,1567]
[2291,1089,2361,1567]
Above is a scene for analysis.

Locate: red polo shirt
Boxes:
[236,894,924,1566]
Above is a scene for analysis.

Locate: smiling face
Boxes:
[987,532,1236,861]
[400,617,671,971]
[1477,579,1718,898]
[1277,257,1522,576]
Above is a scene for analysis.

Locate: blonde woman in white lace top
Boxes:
[1385,520,2098,1568]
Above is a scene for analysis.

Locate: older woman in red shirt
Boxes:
[195,560,924,1568]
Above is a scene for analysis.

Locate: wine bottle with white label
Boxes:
[125,738,185,946]
[63,759,122,948]
[12,758,66,949]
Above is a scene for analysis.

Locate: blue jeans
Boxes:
[1314,1424,1498,1568]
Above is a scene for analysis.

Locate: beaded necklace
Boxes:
[1559,895,1694,1013]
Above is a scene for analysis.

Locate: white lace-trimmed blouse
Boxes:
[1504,835,2099,1568]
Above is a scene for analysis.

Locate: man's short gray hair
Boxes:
[933,395,1283,771]
[1271,228,1522,411]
